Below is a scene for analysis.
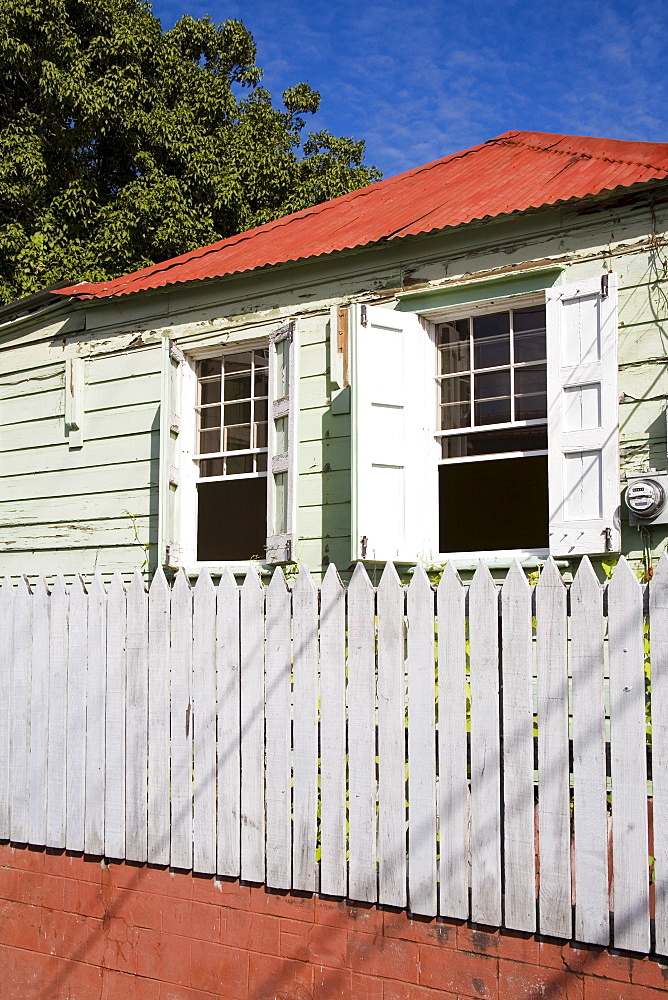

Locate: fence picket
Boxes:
[0,578,13,839]
[319,564,347,897]
[125,571,148,862]
[85,574,106,856]
[148,569,170,864]
[469,563,501,926]
[28,577,48,846]
[11,578,31,845]
[193,569,217,874]
[571,557,609,945]
[66,575,87,852]
[407,564,437,917]
[240,566,265,883]
[651,552,668,956]
[217,568,240,877]
[171,569,193,870]
[377,563,406,909]
[437,563,468,919]
[536,558,571,939]
[501,561,535,933]
[292,565,319,893]
[46,574,68,849]
[105,572,126,860]
[265,568,292,889]
[348,563,377,903]
[608,558,650,953]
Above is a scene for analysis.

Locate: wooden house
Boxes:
[2,130,668,581]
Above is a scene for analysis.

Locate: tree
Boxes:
[0,0,380,303]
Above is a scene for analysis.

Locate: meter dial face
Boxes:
[625,479,665,518]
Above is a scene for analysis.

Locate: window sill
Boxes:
[424,548,563,571]
[180,561,272,579]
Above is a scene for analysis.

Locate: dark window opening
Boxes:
[197,478,267,561]
[439,455,549,552]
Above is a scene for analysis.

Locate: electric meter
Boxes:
[625,472,668,525]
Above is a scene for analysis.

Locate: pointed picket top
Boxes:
[217,565,239,602]
[503,559,531,594]
[89,573,106,599]
[172,565,191,594]
[268,565,288,594]
[293,562,317,599]
[51,573,67,600]
[194,566,215,596]
[128,568,146,594]
[70,574,86,599]
[32,575,48,598]
[535,556,565,593]
[322,561,344,595]
[16,575,31,597]
[437,560,463,595]
[470,559,497,598]
[0,575,14,594]
[108,570,126,597]
[378,560,402,597]
[608,554,641,597]
[349,560,374,598]
[652,550,668,587]
[651,551,668,610]
[571,555,600,600]
[149,566,169,597]
[408,562,432,599]
[241,562,263,594]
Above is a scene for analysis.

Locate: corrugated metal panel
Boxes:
[56,131,668,300]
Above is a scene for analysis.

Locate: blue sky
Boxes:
[151,0,668,179]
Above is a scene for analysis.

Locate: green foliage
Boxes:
[0,0,380,303]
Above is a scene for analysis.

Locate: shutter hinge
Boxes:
[360,535,368,558]
[601,274,609,299]
[285,538,292,563]
[360,304,368,327]
[604,527,613,551]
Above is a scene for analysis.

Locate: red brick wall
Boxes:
[1,843,667,1000]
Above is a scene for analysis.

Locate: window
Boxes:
[195,349,269,561]
[436,305,549,552]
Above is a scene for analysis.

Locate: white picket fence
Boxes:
[0,556,666,957]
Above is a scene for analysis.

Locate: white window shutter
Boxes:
[546,274,620,557]
[158,338,183,568]
[266,320,297,563]
[351,303,436,563]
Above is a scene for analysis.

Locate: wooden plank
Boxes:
[171,569,193,870]
[66,576,87,852]
[46,575,68,848]
[347,562,377,903]
[193,569,217,875]
[608,557,650,953]
[377,562,406,909]
[216,568,241,878]
[501,561,536,933]
[469,562,501,926]
[125,571,148,862]
[437,563,469,920]
[651,552,668,957]
[240,567,265,883]
[265,568,292,890]
[0,578,13,839]
[292,565,319,893]
[148,568,170,865]
[536,558,571,939]
[571,557,609,945]
[28,577,49,846]
[319,564,347,897]
[105,573,126,860]
[11,578,31,844]
[407,564,437,917]
[85,574,106,856]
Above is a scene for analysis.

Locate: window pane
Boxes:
[475,397,511,425]
[224,401,251,425]
[254,348,269,368]
[256,452,268,472]
[473,312,510,368]
[440,402,471,430]
[199,359,221,380]
[440,375,470,405]
[226,453,253,475]
[440,375,470,429]
[255,422,268,448]
[274,471,288,534]
[199,428,220,454]
[200,405,221,429]
[440,425,548,459]
[224,374,251,401]
[254,370,269,398]
[224,424,251,450]
[225,352,253,373]
[255,399,268,423]
[513,305,546,332]
[199,378,221,405]
[474,369,511,425]
[515,364,547,419]
[438,319,470,374]
[513,306,546,363]
[199,457,224,478]
[197,477,267,562]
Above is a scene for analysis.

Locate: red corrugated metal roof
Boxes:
[56,131,668,300]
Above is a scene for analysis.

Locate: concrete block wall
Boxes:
[1,844,667,999]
